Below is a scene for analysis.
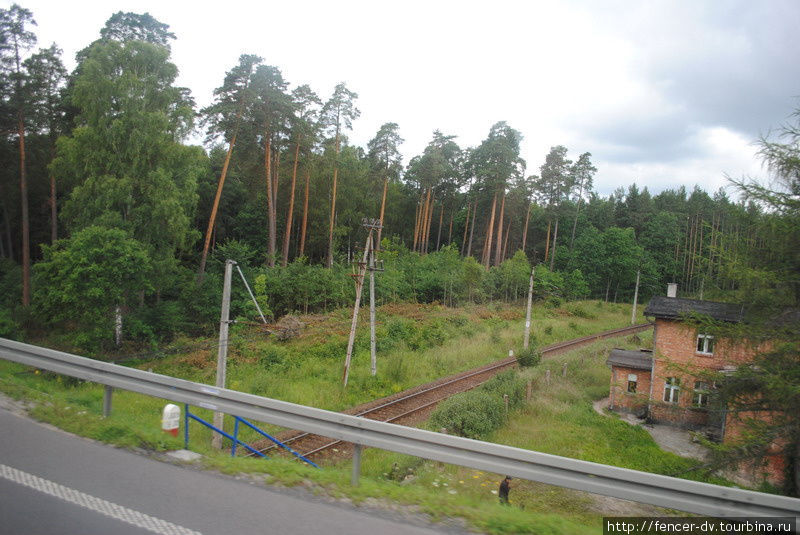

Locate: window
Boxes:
[663,377,680,403]
[627,374,637,393]
[696,334,715,355]
[693,381,711,408]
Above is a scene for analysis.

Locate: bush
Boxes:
[482,370,526,409]
[430,370,526,439]
[429,391,504,439]
[516,347,541,368]
[0,309,20,339]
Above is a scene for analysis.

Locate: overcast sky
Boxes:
[9,0,800,196]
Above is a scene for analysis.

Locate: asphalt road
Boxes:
[0,408,466,535]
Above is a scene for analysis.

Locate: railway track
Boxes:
[250,322,652,462]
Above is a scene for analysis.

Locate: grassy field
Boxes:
[0,299,686,534]
[0,300,644,450]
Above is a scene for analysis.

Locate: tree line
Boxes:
[0,6,796,352]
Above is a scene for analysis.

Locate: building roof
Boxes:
[644,295,745,323]
[606,349,654,371]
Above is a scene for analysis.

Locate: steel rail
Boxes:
[264,323,652,455]
[1,336,798,519]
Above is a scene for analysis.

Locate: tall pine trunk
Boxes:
[447,211,453,245]
[544,220,552,263]
[423,193,435,253]
[483,192,498,269]
[436,203,444,251]
[299,168,310,258]
[326,131,341,268]
[200,109,243,277]
[502,220,511,262]
[18,116,30,306]
[521,202,532,254]
[549,218,559,271]
[282,139,301,267]
[494,192,506,267]
[265,130,276,267]
[461,200,471,254]
[377,177,388,248]
[467,200,477,258]
[412,195,422,251]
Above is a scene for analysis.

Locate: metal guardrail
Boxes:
[1,337,799,519]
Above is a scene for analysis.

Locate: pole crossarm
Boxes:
[1,337,799,519]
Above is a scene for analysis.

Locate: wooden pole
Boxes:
[343,231,374,387]
[523,267,535,349]
[369,234,377,376]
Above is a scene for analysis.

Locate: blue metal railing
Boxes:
[183,404,318,468]
[233,416,318,468]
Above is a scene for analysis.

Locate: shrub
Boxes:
[516,347,542,368]
[429,391,504,439]
[0,309,20,339]
[482,369,526,409]
[256,345,287,367]
[565,303,596,319]
[430,370,526,439]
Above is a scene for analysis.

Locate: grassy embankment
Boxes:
[0,300,713,534]
[0,299,645,450]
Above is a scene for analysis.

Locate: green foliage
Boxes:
[430,370,525,439]
[54,34,205,292]
[430,391,505,439]
[516,347,542,367]
[33,226,153,350]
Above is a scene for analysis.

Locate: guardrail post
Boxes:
[102,385,113,418]
[351,444,363,487]
[184,403,190,449]
[232,418,240,457]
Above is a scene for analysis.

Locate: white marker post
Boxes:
[161,404,181,437]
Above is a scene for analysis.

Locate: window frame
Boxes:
[692,381,712,408]
[696,333,715,355]
[627,373,638,394]
[663,377,680,403]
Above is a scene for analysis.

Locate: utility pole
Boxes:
[368,225,385,377]
[212,259,234,449]
[523,267,535,349]
[343,219,382,387]
[630,269,641,325]
[369,235,377,376]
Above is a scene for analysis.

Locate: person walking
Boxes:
[498,476,512,505]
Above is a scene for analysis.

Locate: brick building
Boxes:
[607,292,748,437]
[606,291,786,484]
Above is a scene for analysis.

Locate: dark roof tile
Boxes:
[644,296,744,323]
[606,349,653,371]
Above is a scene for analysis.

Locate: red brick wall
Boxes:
[644,318,785,486]
[609,365,651,413]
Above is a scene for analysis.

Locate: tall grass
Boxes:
[0,300,653,534]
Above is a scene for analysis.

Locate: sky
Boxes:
[8,0,800,197]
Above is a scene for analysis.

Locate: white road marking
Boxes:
[1,463,202,535]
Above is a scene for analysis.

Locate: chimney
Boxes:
[667,283,677,298]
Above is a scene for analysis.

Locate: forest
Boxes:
[0,6,797,353]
